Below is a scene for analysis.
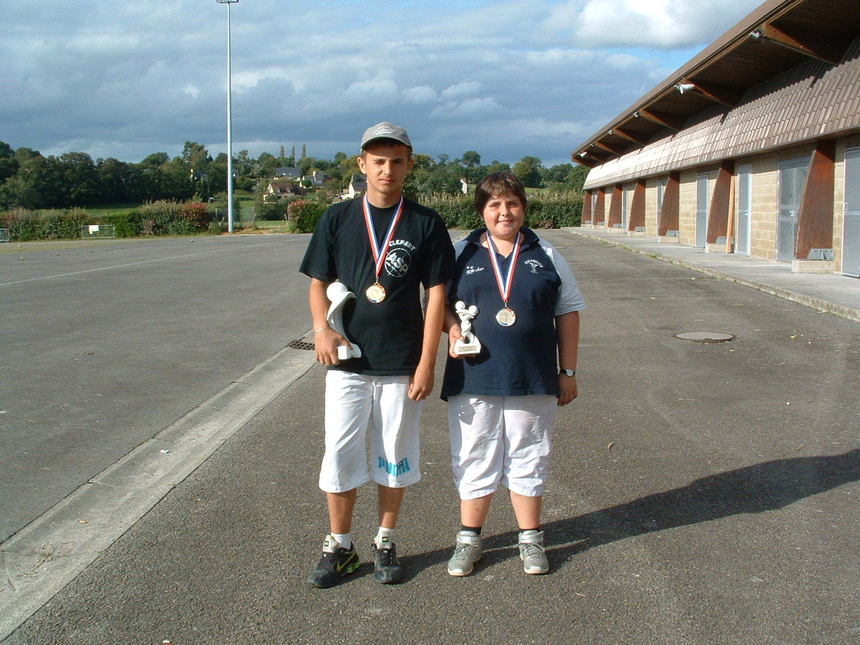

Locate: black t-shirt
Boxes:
[299,196,455,375]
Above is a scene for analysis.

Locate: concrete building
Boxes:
[572,0,860,277]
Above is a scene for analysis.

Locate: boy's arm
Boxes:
[309,277,351,365]
[556,310,580,406]
[444,306,463,359]
[408,283,447,401]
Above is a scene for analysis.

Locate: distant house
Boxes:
[264,180,298,201]
[347,177,367,199]
[274,167,302,180]
[302,170,330,186]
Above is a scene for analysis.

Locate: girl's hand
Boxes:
[557,374,578,406]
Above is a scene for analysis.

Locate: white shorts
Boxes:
[319,370,423,492]
[448,394,557,499]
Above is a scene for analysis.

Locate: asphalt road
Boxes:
[3,230,859,644]
[1,234,315,542]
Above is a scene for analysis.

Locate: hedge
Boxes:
[421,191,582,230]
[1,208,90,241]
[0,192,582,242]
[0,200,216,241]
[286,200,327,233]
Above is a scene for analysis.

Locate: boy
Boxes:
[299,122,454,587]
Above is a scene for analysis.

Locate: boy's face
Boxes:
[358,143,414,201]
[482,192,525,242]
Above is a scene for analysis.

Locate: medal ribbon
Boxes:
[485,232,522,306]
[363,196,405,280]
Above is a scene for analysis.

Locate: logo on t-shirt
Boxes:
[384,246,412,277]
[524,258,544,273]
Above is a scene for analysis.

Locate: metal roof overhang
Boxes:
[571,0,860,170]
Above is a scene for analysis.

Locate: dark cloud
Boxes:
[0,0,760,166]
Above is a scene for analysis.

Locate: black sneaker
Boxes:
[371,538,404,584]
[307,535,359,588]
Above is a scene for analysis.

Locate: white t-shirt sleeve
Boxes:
[539,239,586,316]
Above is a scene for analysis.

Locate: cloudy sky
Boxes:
[1,0,762,167]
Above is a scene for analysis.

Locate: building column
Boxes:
[658,172,680,242]
[706,159,735,253]
[628,180,646,235]
[794,139,836,273]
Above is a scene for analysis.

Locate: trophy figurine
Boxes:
[453,301,481,356]
[326,282,362,361]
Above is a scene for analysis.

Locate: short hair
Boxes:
[359,139,412,158]
[474,171,527,214]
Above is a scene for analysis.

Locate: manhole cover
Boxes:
[287,339,315,351]
[674,331,735,343]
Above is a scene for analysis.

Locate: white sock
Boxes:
[328,532,352,551]
[375,526,395,549]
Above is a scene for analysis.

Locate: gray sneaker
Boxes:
[518,530,548,574]
[447,530,482,576]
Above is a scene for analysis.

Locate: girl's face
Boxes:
[482,192,525,242]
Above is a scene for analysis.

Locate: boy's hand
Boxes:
[314,327,351,365]
[408,363,434,401]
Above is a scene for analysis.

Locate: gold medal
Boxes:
[362,196,403,306]
[366,282,387,303]
[495,307,516,327]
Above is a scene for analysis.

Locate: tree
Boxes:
[545,163,574,184]
[461,150,481,167]
[180,141,211,172]
[422,167,462,196]
[161,158,195,200]
[4,154,66,209]
[484,160,511,176]
[140,152,169,167]
[299,156,314,175]
[258,152,279,177]
[236,150,254,177]
[58,152,99,205]
[0,141,19,182]
[567,164,587,192]
[512,156,543,188]
[14,147,42,166]
[97,157,135,203]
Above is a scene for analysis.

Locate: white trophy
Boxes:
[326,282,362,361]
[453,301,481,356]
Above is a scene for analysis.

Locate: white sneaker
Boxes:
[447,530,482,576]
[518,530,548,574]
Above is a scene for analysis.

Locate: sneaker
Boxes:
[518,530,549,575]
[307,535,359,588]
[447,530,482,576]
[371,538,404,584]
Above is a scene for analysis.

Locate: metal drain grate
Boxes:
[673,331,735,343]
[287,339,316,351]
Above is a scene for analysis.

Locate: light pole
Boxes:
[217,0,238,233]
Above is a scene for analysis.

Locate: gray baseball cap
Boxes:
[360,122,412,150]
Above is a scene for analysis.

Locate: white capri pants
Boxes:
[448,394,558,499]
[319,370,423,493]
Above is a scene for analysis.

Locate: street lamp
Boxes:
[217,0,238,233]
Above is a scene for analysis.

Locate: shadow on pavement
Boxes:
[402,449,860,574]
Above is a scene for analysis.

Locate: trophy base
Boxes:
[453,339,481,356]
[337,345,362,360]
